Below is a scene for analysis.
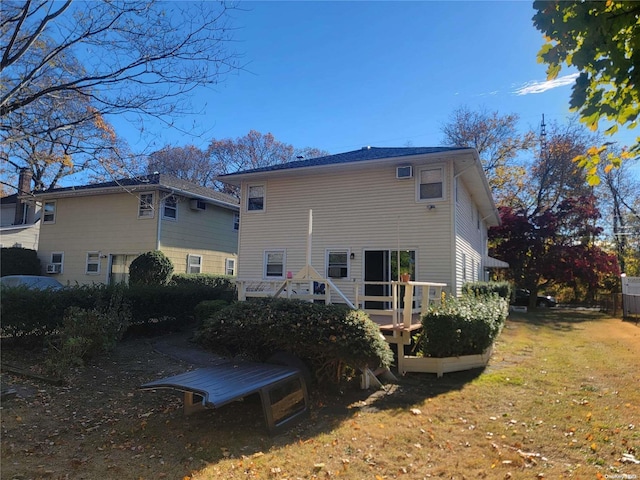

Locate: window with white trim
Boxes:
[264,250,284,278]
[187,254,202,274]
[326,250,349,278]
[51,252,64,273]
[418,166,444,201]
[247,185,265,211]
[86,252,100,274]
[233,212,240,230]
[163,195,177,220]
[226,258,236,276]
[138,193,154,218]
[43,201,56,223]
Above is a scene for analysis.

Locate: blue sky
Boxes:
[114,1,638,174]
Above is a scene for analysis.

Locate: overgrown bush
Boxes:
[1,247,41,276]
[45,290,131,378]
[195,298,394,385]
[416,294,508,358]
[462,281,511,300]
[129,251,174,286]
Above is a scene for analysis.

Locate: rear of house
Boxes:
[33,174,239,285]
[220,147,501,305]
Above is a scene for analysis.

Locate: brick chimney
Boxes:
[14,168,33,225]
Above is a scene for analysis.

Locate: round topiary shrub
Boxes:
[195,298,394,386]
[128,251,174,286]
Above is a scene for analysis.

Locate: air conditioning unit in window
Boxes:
[46,264,61,274]
[189,199,206,211]
[396,165,413,179]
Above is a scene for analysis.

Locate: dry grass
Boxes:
[1,309,639,479]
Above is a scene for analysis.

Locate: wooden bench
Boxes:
[140,362,309,435]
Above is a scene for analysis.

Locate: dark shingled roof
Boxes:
[31,174,239,207]
[220,146,470,178]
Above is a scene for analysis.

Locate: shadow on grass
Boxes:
[507,306,612,331]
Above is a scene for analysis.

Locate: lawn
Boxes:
[1,309,639,479]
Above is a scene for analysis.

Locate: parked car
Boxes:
[512,288,557,308]
[0,275,64,290]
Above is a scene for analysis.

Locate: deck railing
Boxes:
[236,278,447,342]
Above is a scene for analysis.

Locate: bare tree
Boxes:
[440,106,536,205]
[597,158,640,275]
[527,120,595,215]
[1,0,239,191]
[147,145,215,187]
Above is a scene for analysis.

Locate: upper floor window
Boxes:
[163,195,178,220]
[43,201,56,223]
[139,193,154,218]
[418,166,444,201]
[233,212,240,230]
[247,185,265,211]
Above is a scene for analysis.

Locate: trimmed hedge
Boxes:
[417,294,508,358]
[461,281,511,300]
[195,298,394,385]
[129,251,174,286]
[170,274,237,303]
[1,280,237,344]
[1,247,41,276]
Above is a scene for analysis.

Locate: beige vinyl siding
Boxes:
[159,197,238,275]
[238,159,456,291]
[37,192,158,285]
[0,225,39,250]
[455,177,485,295]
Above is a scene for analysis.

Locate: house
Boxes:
[1,168,40,250]
[30,174,239,285]
[218,146,506,308]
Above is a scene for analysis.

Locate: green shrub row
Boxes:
[417,293,509,358]
[461,281,512,299]
[1,247,41,276]
[1,276,236,343]
[195,298,394,385]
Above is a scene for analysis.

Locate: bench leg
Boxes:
[183,392,206,416]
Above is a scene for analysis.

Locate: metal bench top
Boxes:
[140,362,309,434]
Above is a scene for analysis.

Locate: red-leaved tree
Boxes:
[489,194,619,307]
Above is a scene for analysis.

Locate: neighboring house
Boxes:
[219,146,506,305]
[31,174,239,285]
[0,169,40,250]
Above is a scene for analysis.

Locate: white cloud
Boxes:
[514,73,580,95]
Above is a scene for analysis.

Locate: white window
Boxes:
[418,166,444,201]
[187,254,202,274]
[264,250,285,278]
[163,195,177,220]
[233,212,240,231]
[247,185,265,211]
[139,193,154,218]
[50,252,64,273]
[43,201,56,223]
[327,250,349,278]
[226,258,236,276]
[86,252,100,274]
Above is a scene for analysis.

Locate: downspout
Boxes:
[156,195,162,250]
[452,166,473,296]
